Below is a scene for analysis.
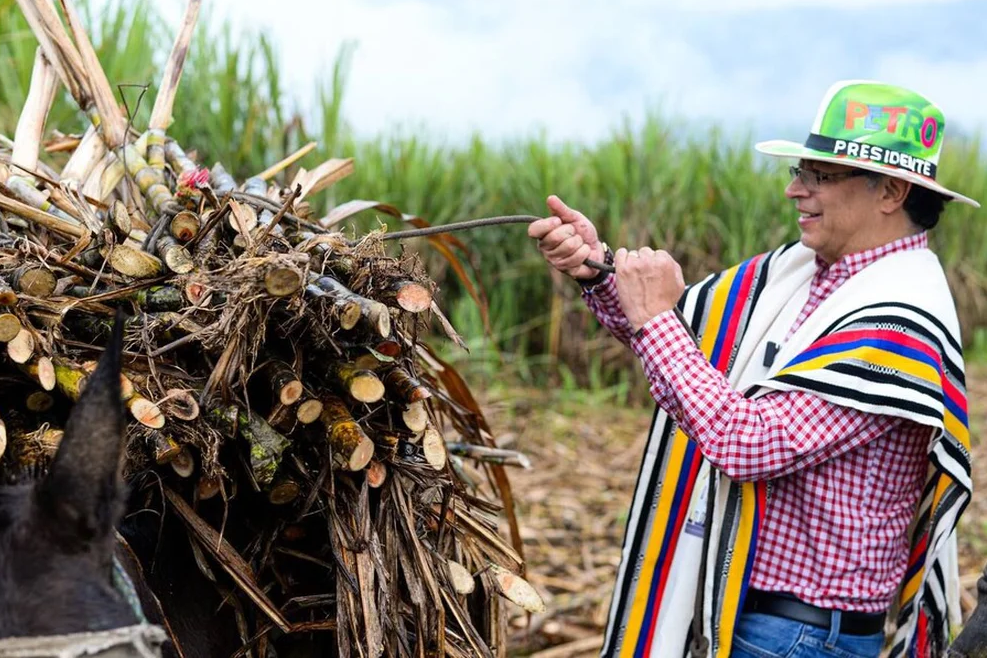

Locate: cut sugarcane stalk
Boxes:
[266,476,300,505]
[447,560,475,595]
[402,400,429,433]
[161,388,199,421]
[101,243,164,278]
[126,393,166,429]
[156,234,195,274]
[255,142,317,182]
[197,474,221,501]
[10,266,56,298]
[53,361,87,400]
[0,313,22,342]
[131,286,184,312]
[164,140,198,177]
[487,565,545,614]
[330,362,385,404]
[259,360,304,406]
[0,193,87,238]
[19,355,55,391]
[383,366,431,403]
[11,48,58,175]
[0,278,16,306]
[170,445,195,477]
[169,211,200,242]
[421,428,447,470]
[147,0,202,173]
[7,328,35,364]
[319,395,374,471]
[378,279,432,314]
[26,390,54,411]
[60,125,104,183]
[309,275,390,336]
[366,460,387,488]
[212,405,290,487]
[210,162,237,196]
[295,398,323,425]
[263,265,303,297]
[151,432,181,464]
[108,200,132,239]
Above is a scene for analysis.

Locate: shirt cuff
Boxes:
[579,272,617,297]
[630,309,701,389]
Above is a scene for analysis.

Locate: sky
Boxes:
[146,0,986,148]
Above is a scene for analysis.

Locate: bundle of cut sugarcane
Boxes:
[0,1,541,656]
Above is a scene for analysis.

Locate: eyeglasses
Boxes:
[789,165,871,190]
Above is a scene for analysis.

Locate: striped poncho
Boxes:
[601,242,971,658]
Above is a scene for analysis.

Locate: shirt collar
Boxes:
[815,232,929,278]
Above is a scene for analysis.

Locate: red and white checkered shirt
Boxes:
[584,233,932,612]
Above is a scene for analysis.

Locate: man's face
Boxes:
[784,159,883,264]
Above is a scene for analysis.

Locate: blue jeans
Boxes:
[731,611,885,658]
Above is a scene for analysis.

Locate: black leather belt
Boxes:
[742,589,886,636]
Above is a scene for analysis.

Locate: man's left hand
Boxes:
[614,247,685,333]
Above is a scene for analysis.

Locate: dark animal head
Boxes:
[0,315,138,637]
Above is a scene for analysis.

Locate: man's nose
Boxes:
[785,176,810,199]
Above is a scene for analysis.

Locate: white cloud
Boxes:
[872,55,987,138]
[133,0,987,144]
[667,0,965,9]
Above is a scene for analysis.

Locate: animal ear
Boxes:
[36,311,127,540]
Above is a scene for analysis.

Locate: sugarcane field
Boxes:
[1,1,987,657]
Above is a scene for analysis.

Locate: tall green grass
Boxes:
[2,0,985,391]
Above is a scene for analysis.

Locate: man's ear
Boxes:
[36,311,127,541]
[879,177,911,214]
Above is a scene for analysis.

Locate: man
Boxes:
[528,80,979,658]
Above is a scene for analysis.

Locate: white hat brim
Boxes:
[755,139,981,209]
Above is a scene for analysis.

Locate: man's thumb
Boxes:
[547,195,579,223]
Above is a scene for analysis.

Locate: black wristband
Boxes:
[578,245,614,289]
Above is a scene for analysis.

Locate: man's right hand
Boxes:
[527,195,605,281]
